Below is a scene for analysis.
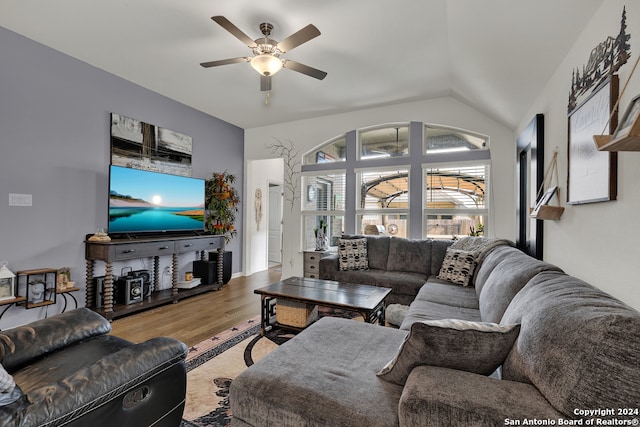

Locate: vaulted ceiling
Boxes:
[0,0,604,130]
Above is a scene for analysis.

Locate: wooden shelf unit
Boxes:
[16,268,58,309]
[85,234,225,320]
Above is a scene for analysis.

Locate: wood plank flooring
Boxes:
[109,266,282,347]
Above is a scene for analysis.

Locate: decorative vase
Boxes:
[315,234,328,251]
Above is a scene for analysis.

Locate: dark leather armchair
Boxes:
[0,308,187,427]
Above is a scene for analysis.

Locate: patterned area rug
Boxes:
[180,308,359,427]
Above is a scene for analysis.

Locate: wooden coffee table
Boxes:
[254,276,392,335]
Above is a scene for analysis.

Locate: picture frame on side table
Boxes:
[567,75,618,204]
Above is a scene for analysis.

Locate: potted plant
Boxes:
[204,171,240,284]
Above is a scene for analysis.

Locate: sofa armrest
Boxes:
[399,365,565,426]
[0,308,111,370]
[319,254,339,280]
[1,337,187,427]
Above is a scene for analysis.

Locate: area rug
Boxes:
[180,308,359,427]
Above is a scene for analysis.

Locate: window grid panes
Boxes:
[424,125,488,154]
[359,124,409,160]
[301,171,346,249]
[356,167,409,237]
[303,135,346,165]
[423,162,489,239]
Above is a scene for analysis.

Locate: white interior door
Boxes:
[268,184,283,264]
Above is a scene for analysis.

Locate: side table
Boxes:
[303,250,330,278]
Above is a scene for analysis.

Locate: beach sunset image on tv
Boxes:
[108,165,205,233]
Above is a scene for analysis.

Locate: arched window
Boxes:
[301,122,490,249]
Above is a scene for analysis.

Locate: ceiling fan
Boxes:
[200,16,327,92]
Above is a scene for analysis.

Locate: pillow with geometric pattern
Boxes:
[0,363,22,406]
[437,248,477,286]
[338,238,369,271]
[377,319,520,385]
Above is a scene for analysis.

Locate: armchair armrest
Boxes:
[3,337,187,427]
[399,365,565,427]
[319,254,339,280]
[0,308,111,370]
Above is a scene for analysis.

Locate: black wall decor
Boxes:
[516,114,544,260]
[568,7,631,113]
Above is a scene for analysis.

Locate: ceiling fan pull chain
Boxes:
[265,91,271,106]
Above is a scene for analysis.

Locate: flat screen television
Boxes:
[108,165,205,234]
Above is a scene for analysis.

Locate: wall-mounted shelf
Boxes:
[594,127,640,151]
[593,59,640,151]
[16,268,58,309]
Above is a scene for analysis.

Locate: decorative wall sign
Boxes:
[567,76,618,205]
[255,188,263,231]
[110,113,193,176]
[568,7,630,113]
[516,114,544,260]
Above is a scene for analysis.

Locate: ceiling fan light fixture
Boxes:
[250,54,282,76]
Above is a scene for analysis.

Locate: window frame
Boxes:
[422,159,490,238]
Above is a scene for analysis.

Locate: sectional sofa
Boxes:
[230,236,640,426]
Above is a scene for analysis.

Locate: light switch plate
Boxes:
[9,193,32,206]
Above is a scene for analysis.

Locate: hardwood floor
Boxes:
[109,266,282,347]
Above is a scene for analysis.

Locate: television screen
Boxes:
[108,165,205,234]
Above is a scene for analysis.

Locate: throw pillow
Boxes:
[338,238,369,271]
[437,248,478,286]
[0,363,21,406]
[377,319,520,385]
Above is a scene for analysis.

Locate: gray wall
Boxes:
[0,26,244,328]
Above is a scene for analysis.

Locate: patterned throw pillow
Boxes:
[0,363,21,406]
[338,238,369,271]
[377,319,520,385]
[437,248,477,286]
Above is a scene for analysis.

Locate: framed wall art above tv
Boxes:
[110,113,193,177]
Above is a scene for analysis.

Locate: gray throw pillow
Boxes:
[338,238,369,271]
[377,319,520,385]
[437,248,477,286]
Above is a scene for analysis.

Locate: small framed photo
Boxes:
[0,277,15,301]
[610,93,640,144]
[532,186,558,217]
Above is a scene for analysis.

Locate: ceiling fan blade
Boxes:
[211,16,258,48]
[283,60,327,80]
[260,75,272,92]
[277,24,320,53]
[200,57,251,68]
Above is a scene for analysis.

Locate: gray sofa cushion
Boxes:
[377,320,520,385]
[230,317,407,427]
[399,366,564,427]
[415,277,479,310]
[478,247,562,323]
[473,245,515,295]
[332,269,382,287]
[430,239,454,276]
[501,271,640,417]
[366,236,391,270]
[386,238,432,275]
[376,271,427,302]
[400,300,481,330]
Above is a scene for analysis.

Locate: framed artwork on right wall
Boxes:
[567,75,618,205]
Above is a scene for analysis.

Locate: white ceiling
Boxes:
[0,0,604,130]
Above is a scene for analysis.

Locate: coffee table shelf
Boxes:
[254,277,391,335]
